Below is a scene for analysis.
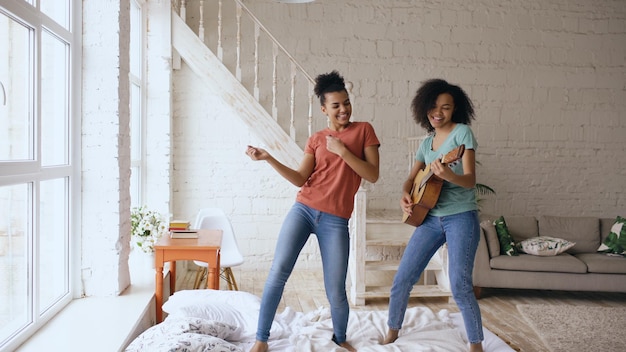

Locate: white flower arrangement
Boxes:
[131,206,167,253]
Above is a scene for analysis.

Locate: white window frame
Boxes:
[0,1,81,350]
[130,0,147,208]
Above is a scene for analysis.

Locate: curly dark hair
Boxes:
[314,70,347,105]
[411,78,475,133]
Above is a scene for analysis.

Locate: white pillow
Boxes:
[162,289,261,341]
[516,236,575,256]
[163,289,262,313]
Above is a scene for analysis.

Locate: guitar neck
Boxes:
[413,144,465,191]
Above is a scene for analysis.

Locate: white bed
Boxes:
[126,289,514,352]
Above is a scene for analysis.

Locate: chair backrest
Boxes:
[407,135,428,172]
[193,208,244,267]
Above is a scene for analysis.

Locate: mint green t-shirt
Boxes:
[415,124,478,216]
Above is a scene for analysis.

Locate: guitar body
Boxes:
[402,145,465,227]
[402,167,444,226]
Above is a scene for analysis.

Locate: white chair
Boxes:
[192,208,244,290]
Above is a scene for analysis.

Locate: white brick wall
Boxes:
[82,0,132,296]
[172,65,321,270]
[245,0,626,214]
[173,0,626,269]
[80,0,175,297]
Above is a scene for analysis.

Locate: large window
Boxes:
[0,1,78,350]
[130,0,145,208]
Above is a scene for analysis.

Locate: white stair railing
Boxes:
[171,0,318,148]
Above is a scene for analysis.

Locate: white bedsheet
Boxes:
[126,289,514,351]
[258,307,514,352]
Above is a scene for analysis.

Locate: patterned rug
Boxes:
[517,304,626,352]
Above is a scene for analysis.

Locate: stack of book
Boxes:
[169,220,190,231]
[169,220,198,239]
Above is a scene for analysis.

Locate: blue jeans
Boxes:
[255,202,351,343]
[387,210,484,344]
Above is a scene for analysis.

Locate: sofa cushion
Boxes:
[597,216,626,256]
[480,219,501,258]
[481,214,538,242]
[489,253,588,273]
[575,253,626,274]
[600,217,618,243]
[494,216,518,256]
[538,216,600,254]
[516,236,576,256]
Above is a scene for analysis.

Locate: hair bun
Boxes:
[314,70,345,98]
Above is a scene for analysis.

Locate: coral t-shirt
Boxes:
[296,121,380,219]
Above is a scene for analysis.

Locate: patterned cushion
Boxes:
[516,236,576,256]
[597,216,626,256]
[494,216,518,256]
[125,317,242,352]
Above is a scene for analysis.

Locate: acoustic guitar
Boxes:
[402,144,465,227]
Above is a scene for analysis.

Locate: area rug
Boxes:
[517,304,626,352]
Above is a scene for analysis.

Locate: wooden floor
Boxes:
[176,268,626,351]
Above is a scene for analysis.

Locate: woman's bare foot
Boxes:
[249,340,268,352]
[382,328,399,344]
[331,334,357,351]
[339,341,356,352]
[469,342,483,352]
[339,341,357,351]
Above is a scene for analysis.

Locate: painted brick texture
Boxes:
[82,0,132,295]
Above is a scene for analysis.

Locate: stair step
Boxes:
[364,210,415,246]
[357,285,452,299]
[365,260,442,271]
[365,229,413,246]
[365,209,400,222]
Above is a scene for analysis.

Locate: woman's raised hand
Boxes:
[246,145,269,161]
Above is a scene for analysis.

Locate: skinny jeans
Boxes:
[387,210,484,344]
[255,202,351,343]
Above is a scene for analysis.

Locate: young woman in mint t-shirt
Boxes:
[384,79,485,352]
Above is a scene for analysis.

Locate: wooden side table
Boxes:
[153,229,222,322]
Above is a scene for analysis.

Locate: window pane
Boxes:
[130,83,141,160]
[0,13,33,161]
[38,178,68,313]
[41,30,69,166]
[130,83,141,207]
[130,165,140,208]
[0,183,31,345]
[130,1,141,76]
[40,0,69,30]
[130,0,143,208]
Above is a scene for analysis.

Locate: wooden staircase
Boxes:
[349,208,452,306]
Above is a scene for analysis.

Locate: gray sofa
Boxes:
[473,214,626,298]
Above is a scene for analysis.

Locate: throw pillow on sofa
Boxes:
[494,216,518,256]
[480,219,501,258]
[516,236,576,256]
[597,216,626,256]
